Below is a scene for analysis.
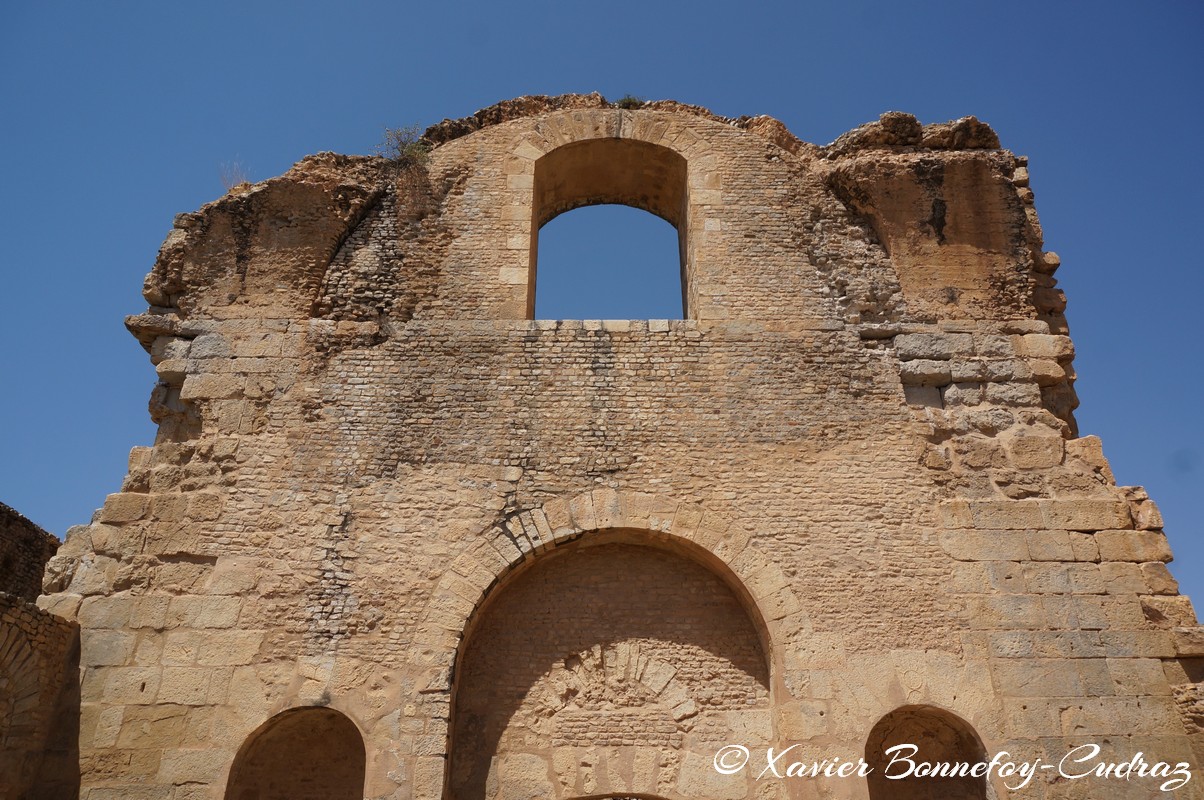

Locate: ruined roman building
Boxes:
[4,94,1203,799]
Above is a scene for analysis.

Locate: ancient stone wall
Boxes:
[1,505,79,800]
[1,502,60,603]
[33,94,1204,799]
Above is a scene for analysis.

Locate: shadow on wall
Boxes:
[865,705,989,800]
[223,706,365,800]
[0,615,80,800]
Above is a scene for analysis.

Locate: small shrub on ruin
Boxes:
[377,124,431,168]
[219,160,250,192]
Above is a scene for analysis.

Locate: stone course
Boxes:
[4,94,1200,799]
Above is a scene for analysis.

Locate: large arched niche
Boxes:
[447,530,772,800]
[529,138,690,319]
[224,706,366,800]
[865,704,996,800]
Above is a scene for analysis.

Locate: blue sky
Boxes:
[1,2,1200,601]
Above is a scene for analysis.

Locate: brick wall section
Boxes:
[1,593,79,800]
[32,96,1204,800]
[451,541,769,799]
[0,501,59,602]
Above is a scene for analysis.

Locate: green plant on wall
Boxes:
[376,124,430,167]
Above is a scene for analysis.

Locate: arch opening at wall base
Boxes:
[224,706,366,800]
[865,704,994,800]
[446,531,772,800]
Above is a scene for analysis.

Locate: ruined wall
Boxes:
[1,503,61,602]
[1,505,79,800]
[35,94,1204,800]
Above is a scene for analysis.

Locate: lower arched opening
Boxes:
[224,706,365,800]
[865,704,991,800]
[448,534,771,800]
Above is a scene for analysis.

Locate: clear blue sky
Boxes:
[1,3,1200,602]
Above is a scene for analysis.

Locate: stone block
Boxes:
[943,382,984,406]
[1099,630,1176,658]
[165,596,242,629]
[1006,431,1064,469]
[1068,532,1100,562]
[179,373,243,400]
[99,493,149,523]
[1023,562,1074,594]
[1020,333,1074,360]
[940,529,1029,561]
[1095,530,1172,562]
[1099,562,1148,594]
[81,629,136,666]
[1140,562,1179,594]
[1141,595,1198,628]
[156,748,231,785]
[895,333,973,360]
[994,659,1082,696]
[1024,530,1074,561]
[938,500,972,529]
[1107,657,1171,696]
[1029,359,1066,386]
[1041,500,1132,531]
[79,596,134,629]
[984,381,1042,407]
[1173,627,1204,656]
[157,667,211,705]
[189,333,229,358]
[102,667,161,704]
[968,501,1044,530]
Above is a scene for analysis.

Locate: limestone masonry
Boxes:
[3,94,1202,799]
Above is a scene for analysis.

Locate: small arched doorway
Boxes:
[224,706,365,800]
[865,705,992,800]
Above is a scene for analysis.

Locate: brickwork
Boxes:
[24,94,1203,799]
[450,541,769,798]
[1,594,79,799]
[1,502,60,602]
[1,502,79,799]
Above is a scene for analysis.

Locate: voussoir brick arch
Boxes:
[417,489,800,673]
[409,489,801,752]
[492,108,730,319]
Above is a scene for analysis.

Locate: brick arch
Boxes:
[415,489,799,685]
[0,623,44,794]
[409,489,801,799]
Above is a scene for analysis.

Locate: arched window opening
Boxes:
[865,705,992,800]
[224,706,365,800]
[534,205,683,320]
[529,138,689,320]
[449,535,770,800]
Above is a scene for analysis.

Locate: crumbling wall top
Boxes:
[0,502,58,602]
[419,94,1002,159]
